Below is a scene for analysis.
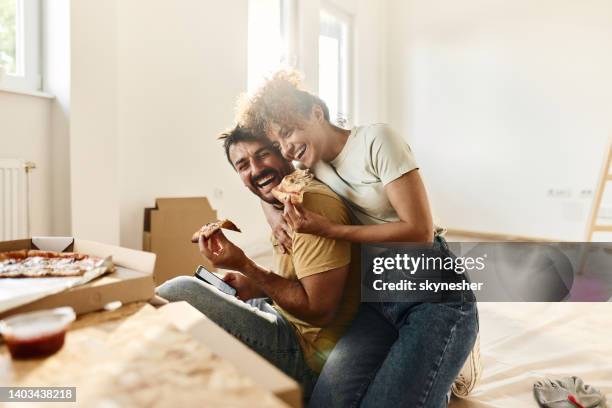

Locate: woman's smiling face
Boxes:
[267,107,326,168]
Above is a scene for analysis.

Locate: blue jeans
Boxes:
[156,276,318,397]
[309,239,479,408]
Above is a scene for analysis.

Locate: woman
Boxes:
[238,70,478,408]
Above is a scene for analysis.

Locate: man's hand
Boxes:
[199,230,250,271]
[223,272,264,301]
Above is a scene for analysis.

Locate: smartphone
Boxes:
[194,265,237,296]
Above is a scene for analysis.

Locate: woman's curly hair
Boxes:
[236,69,330,136]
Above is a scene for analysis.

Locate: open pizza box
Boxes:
[0,237,156,319]
[159,301,302,407]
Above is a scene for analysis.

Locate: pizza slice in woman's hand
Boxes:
[271,169,313,204]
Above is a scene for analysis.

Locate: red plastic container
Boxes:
[0,307,76,359]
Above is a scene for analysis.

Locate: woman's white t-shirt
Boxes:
[312,123,419,226]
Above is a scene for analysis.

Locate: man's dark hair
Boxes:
[218,125,281,168]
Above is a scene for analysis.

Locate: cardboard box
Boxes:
[0,237,155,318]
[0,303,289,408]
[159,301,302,407]
[143,197,217,285]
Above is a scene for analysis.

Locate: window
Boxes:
[247,0,296,92]
[0,0,40,92]
[318,6,351,125]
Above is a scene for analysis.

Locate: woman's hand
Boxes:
[283,200,333,237]
[262,201,293,253]
[198,231,250,271]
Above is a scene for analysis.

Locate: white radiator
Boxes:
[0,159,35,241]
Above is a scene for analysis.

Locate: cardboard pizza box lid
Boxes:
[32,236,74,252]
[144,197,218,285]
[159,301,301,408]
[0,237,156,319]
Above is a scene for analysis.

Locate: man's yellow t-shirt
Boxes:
[271,179,361,373]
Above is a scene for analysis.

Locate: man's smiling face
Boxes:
[229,139,294,205]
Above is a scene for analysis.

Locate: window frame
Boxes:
[280,0,298,67]
[0,0,41,92]
[319,2,353,126]
[247,0,298,92]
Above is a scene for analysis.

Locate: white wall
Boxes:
[70,0,120,245]
[65,0,253,249]
[116,0,252,250]
[0,91,52,236]
[345,0,388,124]
[386,0,612,240]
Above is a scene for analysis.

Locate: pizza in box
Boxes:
[0,249,112,278]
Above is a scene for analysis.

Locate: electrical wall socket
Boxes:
[579,189,594,199]
[547,188,572,198]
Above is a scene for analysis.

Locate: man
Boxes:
[156,126,360,397]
